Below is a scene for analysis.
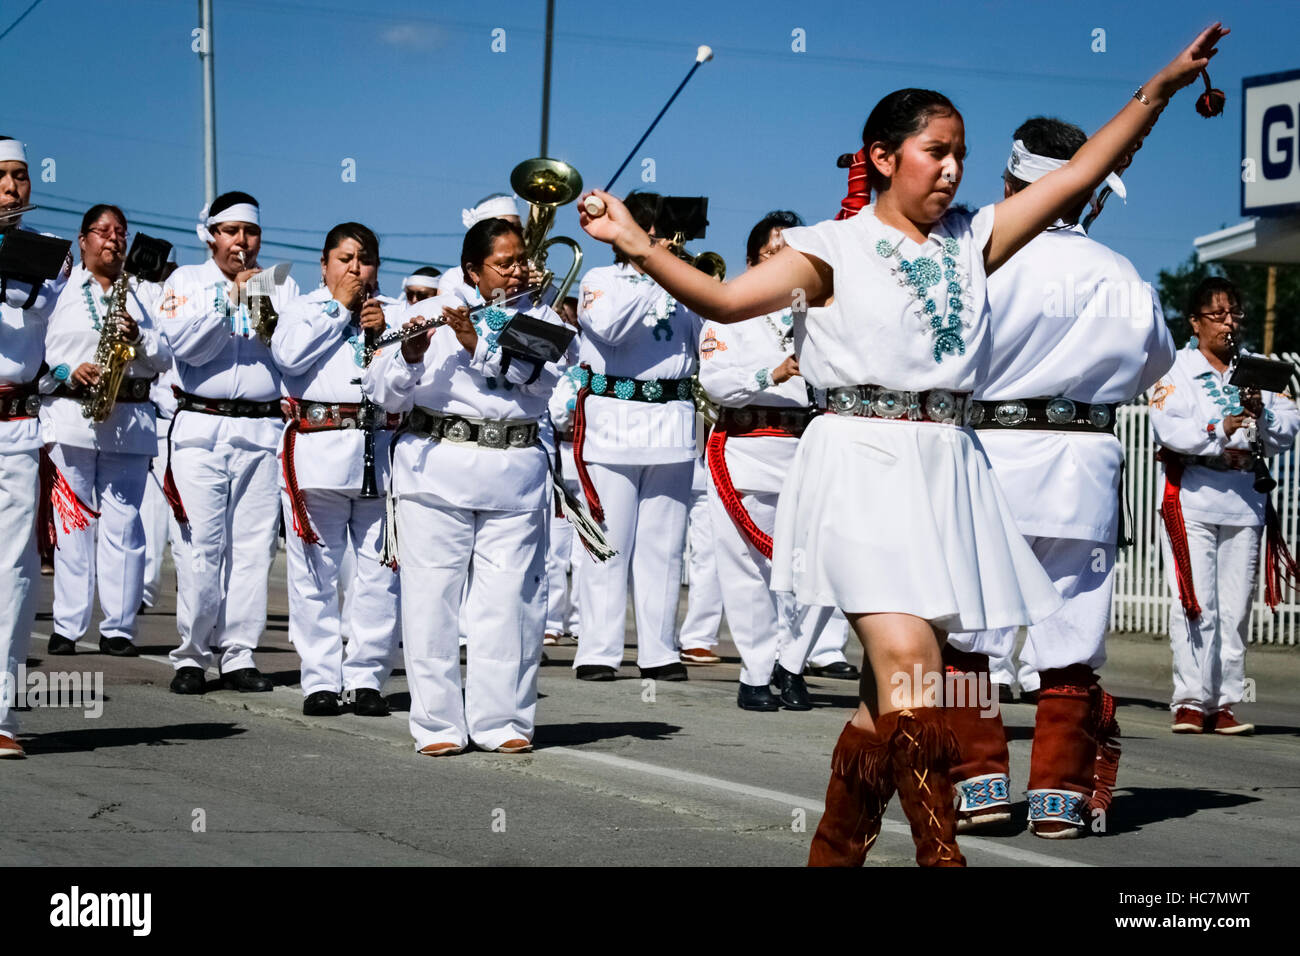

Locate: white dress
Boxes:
[771,204,1062,631]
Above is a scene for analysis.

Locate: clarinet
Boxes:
[359,283,380,499]
[1227,327,1277,494]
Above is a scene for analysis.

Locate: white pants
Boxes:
[545,478,582,636]
[678,487,723,651]
[1161,517,1258,713]
[0,449,38,739]
[988,646,1041,694]
[282,489,400,696]
[708,485,835,684]
[949,536,1114,674]
[574,460,692,670]
[142,432,182,607]
[168,443,281,673]
[807,611,851,669]
[49,444,149,643]
[398,495,545,750]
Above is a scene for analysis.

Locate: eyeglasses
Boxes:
[86,226,128,242]
[1195,309,1245,324]
[483,259,529,278]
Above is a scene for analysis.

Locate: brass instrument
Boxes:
[667,236,726,280]
[82,273,137,423]
[235,251,280,345]
[510,157,585,304]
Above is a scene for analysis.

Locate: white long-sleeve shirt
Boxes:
[574,262,701,465]
[272,285,398,493]
[362,291,563,512]
[0,226,64,452]
[155,257,300,452]
[698,309,810,495]
[974,225,1176,542]
[1150,344,1300,527]
[39,265,171,455]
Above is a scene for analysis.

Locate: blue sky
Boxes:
[5,0,1294,292]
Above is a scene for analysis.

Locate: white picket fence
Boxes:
[1111,352,1300,645]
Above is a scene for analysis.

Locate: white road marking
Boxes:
[556,748,1091,867]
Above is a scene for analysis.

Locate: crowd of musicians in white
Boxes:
[0,26,1291,864]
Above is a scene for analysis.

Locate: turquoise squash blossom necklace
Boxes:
[876,234,969,363]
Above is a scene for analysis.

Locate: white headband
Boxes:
[403,274,439,291]
[196,201,261,244]
[0,139,27,165]
[462,195,519,228]
[1006,139,1127,205]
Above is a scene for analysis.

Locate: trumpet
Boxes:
[510,157,585,303]
[665,233,726,280]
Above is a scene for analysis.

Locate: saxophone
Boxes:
[81,275,137,422]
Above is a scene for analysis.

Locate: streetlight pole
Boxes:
[199,0,217,205]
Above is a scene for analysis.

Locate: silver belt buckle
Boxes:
[994,400,1029,427]
[828,387,861,416]
[306,403,328,426]
[479,421,506,449]
[24,394,41,417]
[1045,397,1076,425]
[870,388,908,420]
[507,425,533,448]
[1087,404,1111,428]
[925,389,960,424]
[443,418,471,442]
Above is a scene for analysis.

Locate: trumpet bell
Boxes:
[510,157,584,208]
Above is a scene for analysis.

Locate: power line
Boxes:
[0,0,44,43]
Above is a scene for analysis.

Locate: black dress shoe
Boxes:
[352,688,389,717]
[771,663,813,710]
[737,682,781,711]
[47,634,76,656]
[221,667,273,692]
[99,636,139,657]
[303,690,340,716]
[639,663,688,682]
[575,665,618,682]
[805,660,860,680]
[169,667,206,695]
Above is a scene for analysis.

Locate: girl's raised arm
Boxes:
[986,22,1229,274]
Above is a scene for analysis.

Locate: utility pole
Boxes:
[1264,264,1278,356]
[540,0,554,156]
[199,0,217,205]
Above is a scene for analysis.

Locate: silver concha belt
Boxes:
[407,407,539,449]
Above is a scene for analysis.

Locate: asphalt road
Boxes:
[3,551,1299,867]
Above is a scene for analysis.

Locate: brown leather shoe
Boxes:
[0,734,25,759]
[877,708,966,867]
[1210,708,1254,735]
[808,721,894,867]
[417,742,464,757]
[1171,707,1204,734]
[496,738,533,753]
[680,647,721,664]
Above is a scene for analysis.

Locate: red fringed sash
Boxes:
[570,366,604,524]
[1264,499,1299,610]
[161,406,189,525]
[1156,449,1201,620]
[705,426,777,559]
[37,448,100,562]
[835,148,871,220]
[280,421,320,544]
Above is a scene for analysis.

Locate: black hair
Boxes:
[860,89,960,192]
[615,191,661,264]
[80,203,127,235]
[1003,116,1089,224]
[322,221,379,264]
[412,265,441,278]
[461,217,525,278]
[1187,276,1241,320]
[208,190,259,218]
[745,210,804,265]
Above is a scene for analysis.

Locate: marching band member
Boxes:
[158,191,300,695]
[273,222,401,717]
[141,364,181,609]
[944,118,1175,838]
[364,217,564,755]
[578,23,1227,866]
[697,210,836,710]
[571,192,702,682]
[1151,277,1300,736]
[402,266,441,306]
[41,204,172,657]
[0,136,65,758]
[437,194,522,297]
